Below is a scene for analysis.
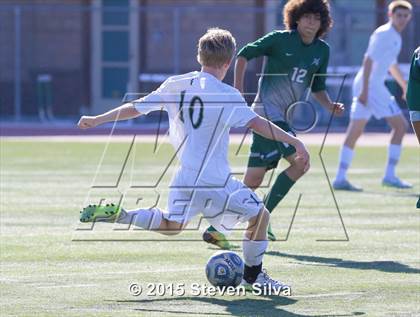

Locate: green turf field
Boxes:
[1,138,419,316]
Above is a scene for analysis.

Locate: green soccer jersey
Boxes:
[238,29,330,122]
[406,47,420,112]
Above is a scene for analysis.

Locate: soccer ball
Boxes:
[205,251,244,287]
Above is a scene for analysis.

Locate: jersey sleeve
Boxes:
[132,79,170,114]
[365,31,388,62]
[410,47,420,79]
[237,31,280,61]
[311,44,330,92]
[406,47,420,111]
[223,91,257,128]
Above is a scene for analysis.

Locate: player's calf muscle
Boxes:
[388,117,408,141]
[246,208,270,240]
[411,121,420,143]
[156,219,186,235]
[344,123,365,148]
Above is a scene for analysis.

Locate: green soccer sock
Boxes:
[264,171,296,213]
[207,225,218,232]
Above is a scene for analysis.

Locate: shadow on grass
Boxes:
[207,245,242,251]
[267,251,420,274]
[358,190,419,198]
[115,296,364,317]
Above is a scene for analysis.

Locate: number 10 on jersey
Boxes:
[179,90,204,129]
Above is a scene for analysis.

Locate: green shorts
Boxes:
[247,121,296,170]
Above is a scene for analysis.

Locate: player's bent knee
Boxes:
[291,157,308,176]
[247,207,269,229]
[389,116,409,135]
[157,219,186,235]
[244,176,264,189]
[159,227,183,236]
[246,207,270,240]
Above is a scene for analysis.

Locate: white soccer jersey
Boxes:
[353,22,402,94]
[133,71,257,184]
[351,22,403,120]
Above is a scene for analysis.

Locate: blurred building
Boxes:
[0,0,419,119]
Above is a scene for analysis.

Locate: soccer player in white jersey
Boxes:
[333,0,412,191]
[77,28,310,291]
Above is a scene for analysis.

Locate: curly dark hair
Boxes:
[283,0,333,38]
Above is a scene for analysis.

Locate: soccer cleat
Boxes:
[241,269,291,295]
[267,223,276,241]
[382,177,412,189]
[202,229,233,250]
[79,203,121,223]
[332,179,363,192]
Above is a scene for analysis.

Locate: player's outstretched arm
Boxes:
[234,57,248,94]
[389,64,407,100]
[247,116,310,171]
[358,56,373,105]
[77,102,141,129]
[312,90,345,116]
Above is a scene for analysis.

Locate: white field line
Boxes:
[36,283,97,289]
[0,277,20,283]
[1,267,203,281]
[292,291,365,298]
[2,133,418,147]
[33,287,366,297]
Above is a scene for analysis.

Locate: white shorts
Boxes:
[410,111,420,122]
[350,97,401,120]
[164,168,263,235]
[351,84,401,120]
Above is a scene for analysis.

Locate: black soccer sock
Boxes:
[243,263,262,284]
[264,171,295,213]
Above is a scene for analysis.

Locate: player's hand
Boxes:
[78,116,99,129]
[358,90,368,106]
[293,140,310,173]
[402,86,407,101]
[330,102,345,116]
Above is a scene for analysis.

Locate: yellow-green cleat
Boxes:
[79,203,121,223]
[267,222,276,241]
[202,228,233,250]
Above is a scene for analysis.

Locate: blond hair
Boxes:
[197,28,236,68]
[388,0,412,13]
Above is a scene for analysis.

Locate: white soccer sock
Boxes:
[117,207,163,230]
[242,238,268,267]
[385,144,401,179]
[335,146,354,182]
